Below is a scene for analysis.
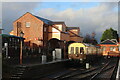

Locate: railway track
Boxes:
[89,57,118,80]
[41,57,118,80]
[71,57,119,80]
[40,62,104,80]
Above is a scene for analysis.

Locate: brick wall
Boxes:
[13,12,44,47]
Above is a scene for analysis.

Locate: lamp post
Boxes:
[20,31,24,64]
[64,40,66,59]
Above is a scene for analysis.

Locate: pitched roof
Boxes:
[14,12,53,25]
[0,34,24,39]
[100,39,117,45]
[34,15,53,25]
[111,39,118,43]
[66,27,79,30]
[52,21,65,24]
[67,30,82,37]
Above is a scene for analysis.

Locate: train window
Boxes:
[89,47,92,53]
[80,47,84,54]
[71,47,74,54]
[86,48,88,54]
[76,47,79,54]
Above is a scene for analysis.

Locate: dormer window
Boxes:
[26,22,30,27]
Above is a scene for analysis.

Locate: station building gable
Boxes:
[100,39,118,45]
[97,39,119,56]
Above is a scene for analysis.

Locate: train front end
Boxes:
[68,43,86,63]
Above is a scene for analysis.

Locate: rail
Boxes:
[90,58,118,80]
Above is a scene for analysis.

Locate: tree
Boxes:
[83,32,98,45]
[100,28,119,42]
[83,33,91,43]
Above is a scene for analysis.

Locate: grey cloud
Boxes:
[2,2,39,33]
[2,2,118,43]
[37,2,118,42]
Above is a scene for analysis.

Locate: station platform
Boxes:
[116,58,120,80]
[16,59,70,67]
[13,59,70,78]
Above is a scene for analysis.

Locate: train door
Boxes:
[80,47,84,54]
[118,46,120,51]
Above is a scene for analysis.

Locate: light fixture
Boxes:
[20,31,24,37]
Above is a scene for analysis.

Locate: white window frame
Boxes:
[26,22,30,27]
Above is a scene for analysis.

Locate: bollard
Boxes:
[39,48,41,54]
[4,43,8,58]
[52,51,56,60]
[86,63,90,69]
[42,55,46,63]
[55,49,62,60]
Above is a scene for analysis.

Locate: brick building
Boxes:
[97,39,119,56]
[66,27,83,42]
[10,12,83,48]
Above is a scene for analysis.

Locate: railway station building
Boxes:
[9,12,83,58]
[97,39,120,56]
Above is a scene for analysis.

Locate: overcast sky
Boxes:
[2,2,119,42]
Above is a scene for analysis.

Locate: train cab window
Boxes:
[80,47,84,54]
[76,47,79,54]
[70,47,74,54]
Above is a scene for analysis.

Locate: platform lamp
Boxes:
[64,40,66,59]
[20,31,24,64]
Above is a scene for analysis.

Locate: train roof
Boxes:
[69,43,97,47]
[83,43,96,47]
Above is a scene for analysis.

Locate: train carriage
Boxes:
[68,43,102,62]
[68,43,86,61]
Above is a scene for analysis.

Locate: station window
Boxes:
[26,22,30,27]
[110,47,114,51]
[44,27,47,32]
[70,47,74,54]
[102,47,106,51]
